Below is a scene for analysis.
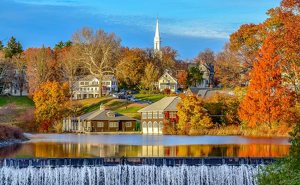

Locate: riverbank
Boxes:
[163,125,292,137]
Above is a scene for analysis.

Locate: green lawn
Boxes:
[0,96,35,107]
[134,94,170,102]
[114,106,141,114]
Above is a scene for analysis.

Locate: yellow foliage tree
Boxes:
[33,81,70,130]
[177,94,213,134]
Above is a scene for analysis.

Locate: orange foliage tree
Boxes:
[177,71,187,89]
[33,81,70,130]
[177,94,213,134]
[116,47,146,86]
[238,37,298,129]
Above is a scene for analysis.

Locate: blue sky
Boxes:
[0,0,281,59]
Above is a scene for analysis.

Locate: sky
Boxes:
[0,0,281,59]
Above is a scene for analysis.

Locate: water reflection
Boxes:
[0,142,290,158]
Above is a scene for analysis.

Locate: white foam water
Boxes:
[0,165,258,185]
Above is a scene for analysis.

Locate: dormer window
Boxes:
[165,75,167,78]
[107,112,116,117]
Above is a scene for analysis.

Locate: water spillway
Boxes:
[0,157,275,167]
[0,165,259,185]
[0,157,273,185]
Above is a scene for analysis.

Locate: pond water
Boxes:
[0,134,290,158]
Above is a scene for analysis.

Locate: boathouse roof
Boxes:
[137,96,181,112]
[77,109,136,121]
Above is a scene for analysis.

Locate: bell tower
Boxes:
[154,18,161,51]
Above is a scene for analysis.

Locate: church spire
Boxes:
[154,15,161,51]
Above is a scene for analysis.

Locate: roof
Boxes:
[77,75,115,82]
[138,96,181,112]
[77,109,136,121]
[158,72,178,83]
[188,87,217,99]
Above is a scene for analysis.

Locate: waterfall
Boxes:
[0,165,258,185]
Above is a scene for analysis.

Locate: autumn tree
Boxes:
[57,46,82,97]
[238,37,298,129]
[0,55,12,94]
[72,26,122,97]
[3,36,23,58]
[193,48,215,72]
[116,47,146,86]
[177,94,213,134]
[161,46,180,75]
[214,43,243,87]
[140,62,158,96]
[33,80,70,130]
[177,71,187,89]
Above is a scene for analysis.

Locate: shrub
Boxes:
[162,88,171,95]
[0,124,25,141]
[140,89,148,94]
[16,108,38,132]
[0,104,18,124]
[150,90,159,94]
[52,120,63,133]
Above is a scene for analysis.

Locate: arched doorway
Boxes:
[159,121,163,134]
[153,121,158,134]
[148,121,153,134]
[142,122,148,134]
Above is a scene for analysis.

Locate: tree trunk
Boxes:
[99,73,102,97]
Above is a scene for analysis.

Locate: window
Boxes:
[159,112,164,119]
[169,111,176,118]
[87,122,91,127]
[142,112,147,119]
[153,112,158,118]
[165,75,167,78]
[80,82,84,85]
[126,122,132,127]
[106,82,110,85]
[91,88,93,91]
[85,82,89,85]
[148,112,152,119]
[109,122,118,127]
[97,122,104,127]
[171,85,175,89]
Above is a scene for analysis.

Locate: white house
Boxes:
[156,72,178,92]
[73,75,118,99]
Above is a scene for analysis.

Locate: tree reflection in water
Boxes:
[0,142,290,158]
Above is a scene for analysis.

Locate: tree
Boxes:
[12,53,27,96]
[215,43,244,87]
[72,26,122,97]
[116,47,146,86]
[140,63,158,96]
[256,122,300,184]
[57,46,82,97]
[238,37,298,129]
[0,54,12,95]
[3,36,23,58]
[54,40,72,50]
[0,40,3,51]
[177,71,187,89]
[193,48,215,71]
[33,81,70,130]
[177,94,213,134]
[161,46,180,75]
[186,66,203,87]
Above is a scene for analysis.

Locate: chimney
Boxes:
[100,103,104,110]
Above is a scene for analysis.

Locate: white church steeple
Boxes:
[154,17,161,51]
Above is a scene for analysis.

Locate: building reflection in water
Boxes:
[0,142,290,158]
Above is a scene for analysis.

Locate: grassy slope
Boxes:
[134,94,170,102]
[77,97,145,120]
[0,96,35,107]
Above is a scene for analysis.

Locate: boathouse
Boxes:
[138,96,181,135]
[63,105,136,132]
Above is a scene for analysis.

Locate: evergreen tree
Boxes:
[3,36,23,58]
[186,66,203,87]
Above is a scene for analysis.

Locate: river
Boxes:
[0,134,290,158]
